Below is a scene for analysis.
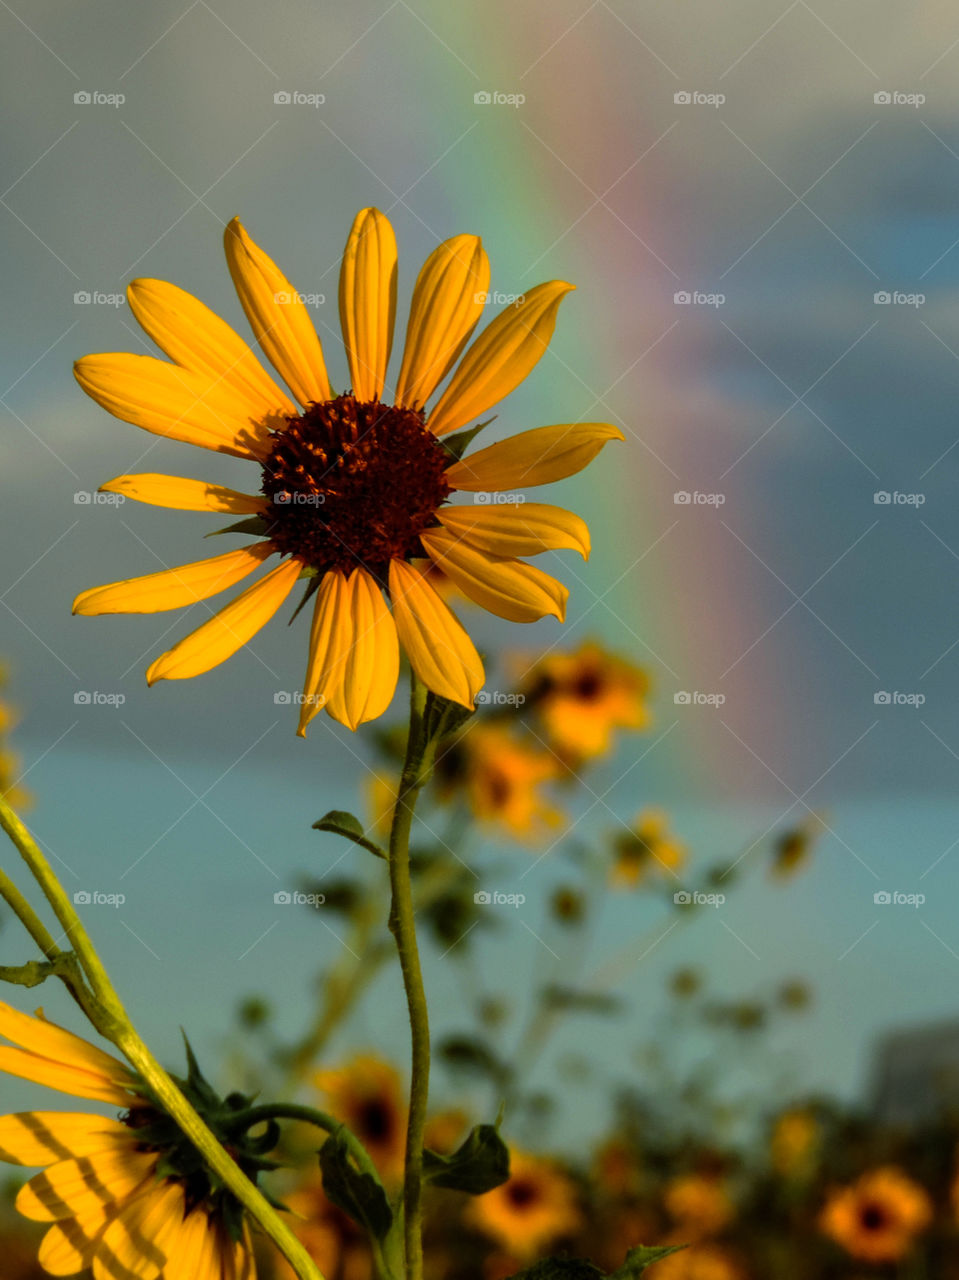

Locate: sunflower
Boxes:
[0,1001,258,1279]
[516,640,650,761]
[611,810,685,888]
[312,1055,405,1181]
[769,1108,819,1178]
[663,1173,734,1238]
[651,1243,744,1280]
[71,210,622,733]
[466,1151,581,1258]
[435,722,562,841]
[819,1165,933,1263]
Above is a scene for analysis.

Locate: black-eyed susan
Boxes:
[435,722,562,842]
[818,1165,932,1263]
[0,1001,259,1279]
[312,1055,405,1182]
[466,1151,581,1258]
[72,211,622,733]
[516,640,650,761]
[611,810,685,888]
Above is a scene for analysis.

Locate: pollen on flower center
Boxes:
[260,393,452,578]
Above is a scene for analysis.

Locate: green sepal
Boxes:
[181,1032,221,1110]
[204,516,269,538]
[423,690,475,744]
[440,416,496,464]
[289,574,322,626]
[319,1131,393,1240]
[423,1122,510,1193]
[312,811,387,861]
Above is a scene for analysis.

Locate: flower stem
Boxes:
[0,796,325,1280]
[388,673,437,1280]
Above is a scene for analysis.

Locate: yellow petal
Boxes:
[0,1047,133,1105]
[0,1112,129,1167]
[73,543,275,616]
[94,1181,184,1280]
[100,473,265,515]
[40,1206,113,1276]
[447,422,624,491]
[421,528,567,623]
[339,207,397,402]
[0,1003,136,1094]
[126,278,294,418]
[146,558,301,684]
[161,1206,220,1280]
[17,1148,153,1222]
[298,571,348,736]
[388,560,483,707]
[223,217,333,407]
[437,501,590,559]
[427,281,574,436]
[335,569,400,730]
[395,234,490,409]
[74,354,273,460]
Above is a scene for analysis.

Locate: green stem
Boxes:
[230,1103,380,1182]
[0,797,325,1280]
[388,674,436,1280]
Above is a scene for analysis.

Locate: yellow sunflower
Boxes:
[71,210,622,733]
[516,640,650,761]
[0,1001,257,1279]
[611,809,685,888]
[312,1054,406,1181]
[663,1173,734,1238]
[819,1165,932,1263]
[466,1151,581,1259]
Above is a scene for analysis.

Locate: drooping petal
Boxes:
[39,1204,114,1276]
[427,282,574,437]
[421,528,568,623]
[223,218,333,407]
[74,354,273,460]
[437,501,590,559]
[160,1206,222,1280]
[72,543,275,616]
[94,1181,185,1280]
[0,1112,129,1167]
[146,558,302,684]
[339,207,397,402]
[335,569,400,731]
[395,234,489,409]
[100,473,265,515]
[446,422,624,491]
[17,1148,153,1222]
[0,1046,134,1106]
[126,278,294,417]
[298,571,348,736]
[0,1004,136,1095]
[388,559,483,707]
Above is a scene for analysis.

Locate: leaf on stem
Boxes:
[423,1122,510,1193]
[312,811,387,861]
[319,1130,393,1240]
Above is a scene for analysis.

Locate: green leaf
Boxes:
[204,516,269,538]
[423,1123,510,1193]
[611,1245,688,1277]
[438,1035,510,1085]
[440,416,496,464]
[319,1131,392,1240]
[312,811,386,861]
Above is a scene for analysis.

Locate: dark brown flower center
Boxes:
[260,394,451,579]
[860,1200,889,1232]
[507,1178,540,1209]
